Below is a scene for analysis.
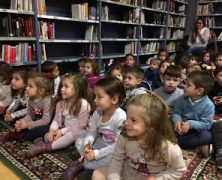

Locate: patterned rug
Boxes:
[0,120,74,180]
[0,119,222,179]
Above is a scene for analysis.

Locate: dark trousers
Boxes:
[22,124,50,141]
[177,129,212,149]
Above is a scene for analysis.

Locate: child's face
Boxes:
[52,65,60,78]
[159,62,170,74]
[203,53,210,62]
[163,75,181,93]
[124,73,141,90]
[184,79,199,98]
[159,52,167,61]
[60,78,75,100]
[78,61,85,74]
[124,104,146,140]
[11,72,25,92]
[215,72,222,86]
[215,56,222,68]
[189,58,198,66]
[150,61,159,70]
[94,86,117,111]
[111,69,123,81]
[84,62,93,75]
[26,79,38,98]
[125,56,135,67]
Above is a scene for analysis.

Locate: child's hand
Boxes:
[83,143,91,154]
[4,113,13,123]
[181,121,189,134]
[144,175,156,180]
[54,130,63,140]
[85,149,95,161]
[15,119,27,131]
[174,121,182,134]
[46,130,56,142]
[213,96,222,105]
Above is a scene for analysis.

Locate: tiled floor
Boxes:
[0,161,20,179]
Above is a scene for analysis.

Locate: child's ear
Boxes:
[136,78,142,85]
[111,95,119,105]
[196,87,204,96]
[37,88,45,96]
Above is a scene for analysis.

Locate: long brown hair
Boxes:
[58,73,92,116]
[191,18,206,43]
[124,93,177,162]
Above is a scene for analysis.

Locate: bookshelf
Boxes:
[0,0,189,71]
[0,0,37,67]
[197,0,222,52]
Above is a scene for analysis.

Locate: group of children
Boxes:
[1,49,222,179]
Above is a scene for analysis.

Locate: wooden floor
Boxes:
[0,161,20,180]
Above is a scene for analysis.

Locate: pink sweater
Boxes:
[48,99,91,150]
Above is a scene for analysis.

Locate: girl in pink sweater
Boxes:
[28,73,92,156]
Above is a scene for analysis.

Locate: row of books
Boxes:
[167,29,184,39]
[197,4,214,15]
[71,3,97,20]
[85,25,98,41]
[169,0,186,14]
[39,21,55,40]
[10,0,33,11]
[125,42,138,54]
[205,17,216,27]
[141,42,160,53]
[112,0,140,6]
[1,43,34,64]
[151,0,167,11]
[168,15,185,27]
[1,15,34,37]
[166,41,176,51]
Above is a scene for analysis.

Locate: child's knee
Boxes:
[92,168,107,180]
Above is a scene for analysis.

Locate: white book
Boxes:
[71,4,81,19]
[218,32,222,40]
[85,25,94,41]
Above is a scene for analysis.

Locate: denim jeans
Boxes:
[177,129,212,149]
[186,46,206,56]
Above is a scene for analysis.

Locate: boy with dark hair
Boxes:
[154,65,183,108]
[122,66,148,110]
[172,70,215,157]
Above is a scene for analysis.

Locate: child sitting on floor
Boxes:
[172,70,215,157]
[63,77,126,180]
[92,93,186,180]
[3,72,55,142]
[28,73,92,156]
[4,69,29,124]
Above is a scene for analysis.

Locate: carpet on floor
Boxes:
[0,119,222,179]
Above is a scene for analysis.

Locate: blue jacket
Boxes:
[172,95,214,130]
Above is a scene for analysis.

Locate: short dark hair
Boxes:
[95,77,126,104]
[187,70,214,95]
[214,67,222,76]
[42,61,57,73]
[164,65,181,78]
[125,66,144,80]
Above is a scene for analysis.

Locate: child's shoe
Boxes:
[195,144,212,158]
[62,160,84,180]
[28,142,52,157]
